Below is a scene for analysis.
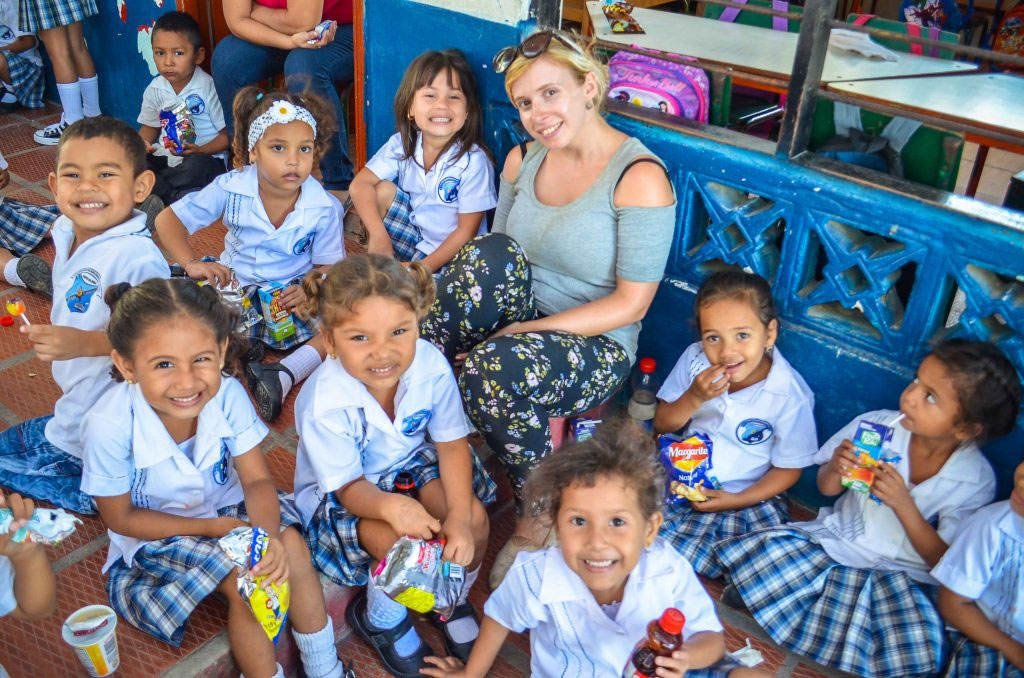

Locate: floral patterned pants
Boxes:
[422,233,631,503]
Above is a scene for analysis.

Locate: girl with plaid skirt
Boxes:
[932,458,1024,677]
[349,49,495,273]
[155,88,346,422]
[716,339,1023,678]
[80,279,346,678]
[0,150,58,298]
[0,1,43,111]
[654,271,818,578]
[292,255,495,677]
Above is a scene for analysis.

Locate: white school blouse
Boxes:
[657,343,818,492]
[364,133,496,256]
[80,377,268,571]
[932,501,1024,643]
[293,339,469,526]
[47,212,170,458]
[792,409,996,583]
[0,3,41,65]
[485,538,723,678]
[138,67,227,167]
[170,165,345,287]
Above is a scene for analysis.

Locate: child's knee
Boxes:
[218,567,245,601]
[374,180,397,216]
[470,498,489,539]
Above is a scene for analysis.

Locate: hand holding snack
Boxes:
[251,535,290,587]
[372,537,465,618]
[686,364,729,403]
[219,527,290,644]
[383,493,442,540]
[691,488,741,513]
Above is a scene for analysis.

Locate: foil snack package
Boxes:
[0,507,80,545]
[659,432,720,504]
[372,536,465,619]
[159,101,198,153]
[218,527,290,644]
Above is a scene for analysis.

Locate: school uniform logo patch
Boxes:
[0,25,13,42]
[292,232,315,255]
[736,418,773,445]
[401,409,432,435]
[186,93,206,115]
[212,442,231,485]
[437,177,460,203]
[65,268,101,314]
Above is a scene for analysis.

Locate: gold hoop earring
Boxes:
[585,101,594,110]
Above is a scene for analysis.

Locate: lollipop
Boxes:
[5,297,30,325]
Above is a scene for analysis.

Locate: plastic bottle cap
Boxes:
[658,608,685,635]
[0,316,12,327]
[639,357,656,373]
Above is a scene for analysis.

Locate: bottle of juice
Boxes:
[622,607,685,677]
[393,471,417,498]
[627,357,660,431]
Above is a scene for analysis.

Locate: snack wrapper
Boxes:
[372,537,465,619]
[572,417,602,442]
[218,527,290,644]
[603,1,645,33]
[660,432,720,504]
[159,101,198,154]
[840,420,895,494]
[0,507,80,545]
[199,271,262,331]
[307,19,333,43]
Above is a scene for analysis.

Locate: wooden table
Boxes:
[585,0,977,84]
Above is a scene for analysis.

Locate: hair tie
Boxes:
[256,92,264,101]
[247,100,318,151]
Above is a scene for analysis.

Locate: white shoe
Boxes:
[0,84,16,104]
[33,117,69,145]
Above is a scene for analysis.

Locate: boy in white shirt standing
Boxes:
[138,11,227,206]
[0,1,43,112]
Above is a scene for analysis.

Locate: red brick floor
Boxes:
[0,105,836,677]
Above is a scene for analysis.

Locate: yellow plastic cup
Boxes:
[61,605,120,676]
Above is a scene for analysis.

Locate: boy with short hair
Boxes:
[138,11,227,204]
[0,116,170,514]
[0,1,43,112]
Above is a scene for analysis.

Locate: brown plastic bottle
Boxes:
[393,471,417,498]
[621,608,685,677]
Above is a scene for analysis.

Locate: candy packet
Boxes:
[159,101,198,154]
[603,1,645,33]
[571,417,602,442]
[0,507,80,545]
[659,432,720,504]
[372,537,465,619]
[307,19,333,43]
[218,527,290,644]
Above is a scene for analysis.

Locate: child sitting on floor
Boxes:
[0,148,59,297]
[655,270,818,578]
[0,1,43,112]
[716,339,1022,678]
[0,117,170,514]
[932,457,1024,677]
[138,11,228,205]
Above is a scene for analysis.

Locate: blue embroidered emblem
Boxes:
[292,232,315,255]
[65,268,101,313]
[212,442,230,485]
[185,93,205,115]
[437,177,460,203]
[0,25,13,42]
[736,418,773,445]
[401,409,432,435]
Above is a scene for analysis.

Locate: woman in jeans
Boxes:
[212,0,354,198]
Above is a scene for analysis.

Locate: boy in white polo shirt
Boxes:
[138,11,227,205]
[0,116,170,514]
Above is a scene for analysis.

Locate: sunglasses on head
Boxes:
[492,31,587,74]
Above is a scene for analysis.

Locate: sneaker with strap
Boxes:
[33,116,69,146]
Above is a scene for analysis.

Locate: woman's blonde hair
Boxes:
[503,30,608,111]
[299,254,435,329]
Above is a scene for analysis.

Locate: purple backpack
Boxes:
[607,50,709,123]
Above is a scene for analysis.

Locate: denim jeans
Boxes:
[0,416,94,514]
[211,29,355,190]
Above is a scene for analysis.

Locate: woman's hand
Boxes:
[488,322,528,341]
[251,536,289,587]
[290,21,336,50]
[382,495,441,540]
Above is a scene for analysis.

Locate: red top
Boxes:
[253,0,353,25]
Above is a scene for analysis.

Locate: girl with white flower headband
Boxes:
[155,87,346,422]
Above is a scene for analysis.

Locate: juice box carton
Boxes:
[841,420,895,494]
[257,283,296,343]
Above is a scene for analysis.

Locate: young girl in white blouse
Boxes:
[292,254,495,676]
[717,339,1022,678]
[155,87,346,422]
[349,49,496,272]
[932,458,1024,677]
[655,271,818,578]
[81,278,343,678]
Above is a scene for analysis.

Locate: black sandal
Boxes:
[429,601,480,663]
[244,361,293,422]
[16,253,53,299]
[345,589,432,678]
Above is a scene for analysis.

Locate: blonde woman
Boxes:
[420,30,677,587]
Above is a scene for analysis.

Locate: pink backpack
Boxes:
[607,50,710,123]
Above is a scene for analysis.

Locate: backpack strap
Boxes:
[771,0,789,32]
[851,13,875,25]
[615,157,670,189]
[517,140,528,161]
[718,0,749,25]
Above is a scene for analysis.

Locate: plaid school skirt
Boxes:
[383,188,427,263]
[943,630,1024,678]
[659,494,788,578]
[305,443,497,587]
[2,50,43,109]
[244,280,318,351]
[106,494,302,646]
[0,200,58,255]
[18,0,97,31]
[716,526,947,677]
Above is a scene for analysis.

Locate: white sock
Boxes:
[79,76,100,116]
[446,565,481,644]
[56,81,83,123]
[293,619,343,678]
[3,258,25,288]
[278,344,322,396]
[242,664,284,678]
